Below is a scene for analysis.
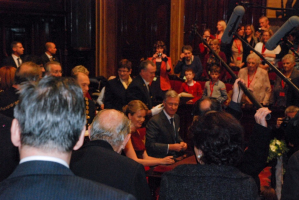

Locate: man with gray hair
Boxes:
[70,109,150,200]
[146,90,187,158]
[44,61,62,77]
[0,76,133,199]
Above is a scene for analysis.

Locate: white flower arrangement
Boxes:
[267,138,289,163]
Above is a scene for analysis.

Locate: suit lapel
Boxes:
[138,76,152,108]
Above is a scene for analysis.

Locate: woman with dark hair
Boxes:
[159,111,259,200]
[229,25,245,70]
[149,41,172,102]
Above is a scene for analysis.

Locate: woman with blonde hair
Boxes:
[203,39,227,80]
[215,20,226,41]
[123,100,174,166]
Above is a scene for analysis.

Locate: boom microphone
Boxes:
[265,16,299,50]
[221,6,245,45]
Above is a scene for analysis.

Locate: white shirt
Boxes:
[45,52,53,60]
[20,156,69,168]
[12,54,22,68]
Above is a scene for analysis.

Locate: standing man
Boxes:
[259,16,279,34]
[3,41,24,68]
[41,42,59,66]
[126,60,163,116]
[0,76,134,200]
[71,109,150,200]
[146,90,187,158]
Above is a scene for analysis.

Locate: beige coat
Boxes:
[238,67,272,105]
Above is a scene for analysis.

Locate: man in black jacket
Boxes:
[70,109,151,200]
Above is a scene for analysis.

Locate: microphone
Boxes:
[221,6,245,45]
[265,16,299,50]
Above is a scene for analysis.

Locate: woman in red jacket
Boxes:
[149,41,172,103]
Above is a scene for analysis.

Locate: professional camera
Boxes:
[281,116,290,128]
[158,53,162,57]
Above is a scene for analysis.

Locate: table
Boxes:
[146,152,197,199]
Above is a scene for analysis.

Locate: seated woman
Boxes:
[174,45,203,81]
[123,100,174,166]
[148,41,172,103]
[270,54,299,108]
[238,53,271,106]
[254,29,281,71]
[159,111,259,200]
[203,39,226,80]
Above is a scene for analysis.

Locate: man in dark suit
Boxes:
[71,109,150,200]
[126,60,163,116]
[2,41,24,68]
[0,76,135,200]
[104,59,132,111]
[146,90,187,158]
[40,42,59,66]
[0,114,19,182]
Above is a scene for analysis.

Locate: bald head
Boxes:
[89,109,130,152]
[45,42,57,56]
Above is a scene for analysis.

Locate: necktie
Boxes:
[17,58,21,67]
[170,118,176,139]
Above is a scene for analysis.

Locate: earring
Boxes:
[197,154,202,159]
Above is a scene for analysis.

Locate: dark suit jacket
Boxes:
[70,140,150,200]
[2,56,18,68]
[104,77,127,111]
[126,75,153,109]
[145,111,183,158]
[282,150,299,200]
[0,114,19,182]
[40,53,59,66]
[0,160,135,200]
[159,164,258,200]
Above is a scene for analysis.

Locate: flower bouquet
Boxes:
[267,138,289,163]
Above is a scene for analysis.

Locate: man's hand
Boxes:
[169,143,183,152]
[255,107,272,127]
[180,142,187,151]
[179,53,185,61]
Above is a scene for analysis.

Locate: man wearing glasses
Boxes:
[44,61,62,77]
[104,59,133,111]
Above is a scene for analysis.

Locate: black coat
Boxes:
[159,164,259,200]
[104,77,127,111]
[70,140,150,200]
[126,75,153,109]
[0,161,134,200]
[40,53,59,66]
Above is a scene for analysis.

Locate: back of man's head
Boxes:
[89,109,130,152]
[14,62,42,85]
[13,76,85,153]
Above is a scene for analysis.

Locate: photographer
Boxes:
[275,106,299,157]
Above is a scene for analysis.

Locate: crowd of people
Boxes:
[1,15,299,200]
